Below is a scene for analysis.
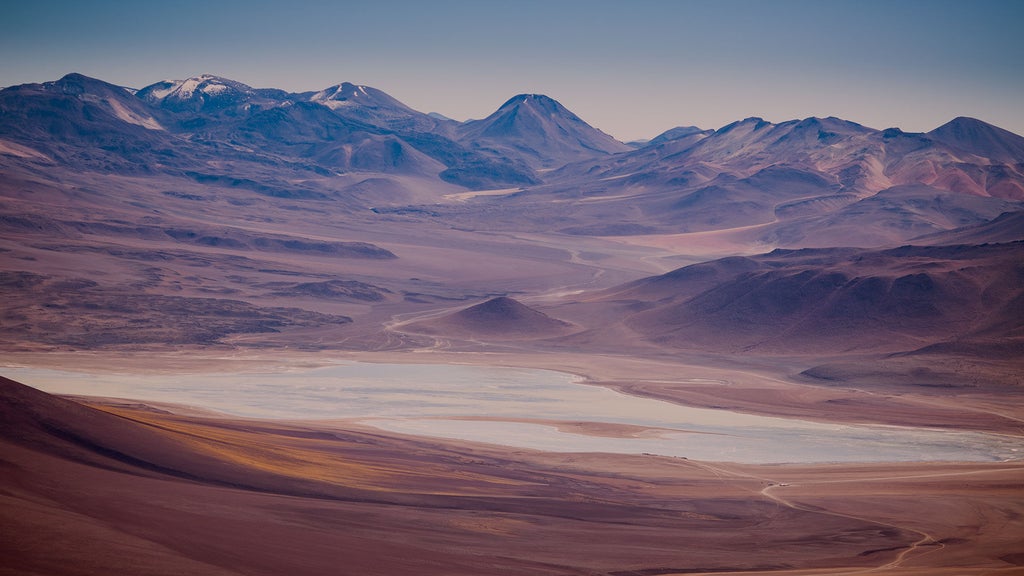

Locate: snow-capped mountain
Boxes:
[0,72,1022,247]
[136,74,288,113]
[308,82,447,133]
[0,73,531,187]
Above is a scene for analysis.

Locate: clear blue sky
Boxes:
[2,0,1021,141]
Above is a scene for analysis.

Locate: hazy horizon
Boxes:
[2,0,1022,141]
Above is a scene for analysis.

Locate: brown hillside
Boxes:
[410,296,575,340]
[612,243,1024,354]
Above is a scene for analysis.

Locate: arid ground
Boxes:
[4,206,1023,575]
[3,373,1024,576]
[3,73,1024,574]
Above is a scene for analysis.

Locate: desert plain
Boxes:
[4,229,1022,575]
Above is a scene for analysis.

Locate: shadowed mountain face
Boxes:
[0,73,189,172]
[600,242,1024,354]
[913,209,1024,246]
[763,184,1023,247]
[927,116,1024,164]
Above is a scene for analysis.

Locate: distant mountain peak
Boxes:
[794,116,869,130]
[500,93,559,107]
[648,126,710,146]
[181,75,251,97]
[47,73,132,97]
[56,72,100,84]
[136,75,256,111]
[310,82,411,112]
[458,92,629,168]
[501,94,602,123]
[928,116,1024,163]
[313,82,371,101]
[304,81,448,135]
[939,116,995,130]
[717,117,772,134]
[782,116,874,144]
[21,73,166,132]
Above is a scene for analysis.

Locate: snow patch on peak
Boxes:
[500,93,561,111]
[176,77,202,99]
[146,83,176,100]
[309,87,333,102]
[312,83,354,103]
[311,83,394,110]
[201,83,230,95]
[157,75,254,102]
[107,98,164,130]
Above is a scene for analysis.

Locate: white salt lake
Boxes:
[5,362,1022,464]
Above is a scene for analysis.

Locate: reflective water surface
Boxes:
[6,363,1022,464]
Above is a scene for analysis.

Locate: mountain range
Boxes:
[1,72,1022,361]
[5,74,1022,206]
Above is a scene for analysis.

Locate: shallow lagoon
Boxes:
[7,362,1022,464]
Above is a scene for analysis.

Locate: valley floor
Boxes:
[2,173,1022,573]
[2,373,1023,576]
[2,343,1024,576]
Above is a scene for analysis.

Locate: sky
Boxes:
[1,0,1022,141]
